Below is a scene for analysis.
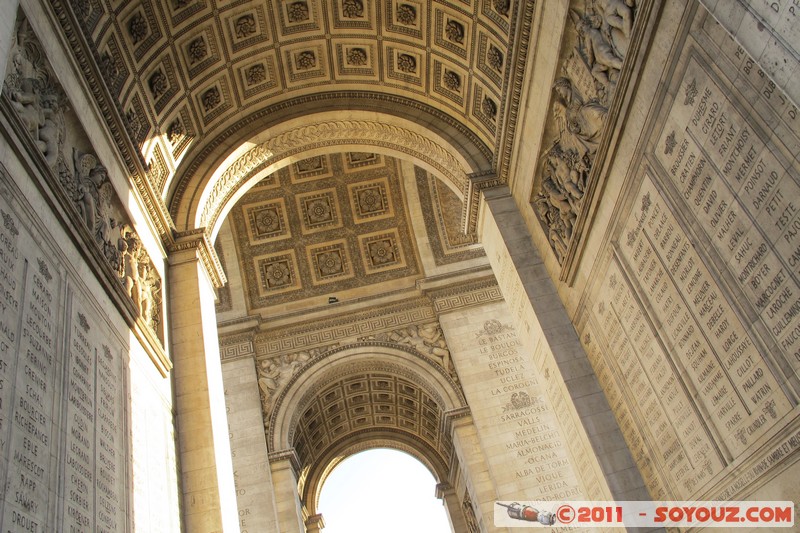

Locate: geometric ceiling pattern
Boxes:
[290,369,450,472]
[69,0,524,199]
[229,152,421,310]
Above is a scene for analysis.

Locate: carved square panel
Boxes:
[224,6,271,54]
[238,53,280,100]
[290,155,334,182]
[385,0,424,39]
[254,250,301,296]
[284,43,328,84]
[195,76,233,125]
[433,8,471,60]
[386,46,424,87]
[166,0,208,27]
[296,188,342,234]
[276,0,322,37]
[178,26,222,80]
[164,106,195,160]
[348,178,394,223]
[471,83,498,135]
[146,55,180,113]
[359,229,406,272]
[477,32,505,89]
[123,2,163,63]
[333,40,377,78]
[307,239,354,285]
[432,58,467,109]
[331,0,374,31]
[243,198,291,244]
[345,152,383,169]
[480,0,512,33]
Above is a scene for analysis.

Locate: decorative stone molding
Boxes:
[426,276,502,314]
[268,448,302,474]
[198,119,471,236]
[167,229,227,288]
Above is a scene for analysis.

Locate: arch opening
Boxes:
[316,448,451,533]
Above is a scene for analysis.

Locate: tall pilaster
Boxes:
[444,409,505,533]
[168,231,240,532]
[479,186,649,501]
[224,357,280,532]
[268,450,306,533]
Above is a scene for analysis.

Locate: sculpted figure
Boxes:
[38,93,64,168]
[118,224,143,314]
[596,0,635,58]
[417,323,454,376]
[534,190,570,263]
[552,77,608,156]
[9,77,45,143]
[258,352,312,417]
[73,149,105,234]
[572,10,623,90]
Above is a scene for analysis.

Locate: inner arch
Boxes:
[317,448,450,533]
[170,111,484,237]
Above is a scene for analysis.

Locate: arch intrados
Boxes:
[269,343,466,453]
[305,437,445,518]
[171,111,478,237]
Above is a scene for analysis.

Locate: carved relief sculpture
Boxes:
[359,322,457,379]
[3,12,164,343]
[532,1,637,264]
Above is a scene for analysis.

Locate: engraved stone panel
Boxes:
[582,10,800,500]
[0,169,129,531]
[441,308,583,501]
[0,215,61,533]
[655,51,800,381]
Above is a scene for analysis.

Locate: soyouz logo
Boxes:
[494,501,795,528]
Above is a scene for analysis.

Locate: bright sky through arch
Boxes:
[317,448,452,533]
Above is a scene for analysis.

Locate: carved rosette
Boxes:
[532,1,638,265]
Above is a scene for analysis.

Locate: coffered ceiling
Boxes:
[59,0,532,211]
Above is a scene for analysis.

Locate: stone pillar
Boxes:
[269,450,306,533]
[444,409,506,533]
[436,483,468,533]
[478,187,648,501]
[168,231,240,532]
[224,357,280,532]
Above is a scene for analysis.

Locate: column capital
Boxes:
[268,448,302,474]
[305,513,325,532]
[441,406,472,436]
[435,482,453,499]
[167,229,227,288]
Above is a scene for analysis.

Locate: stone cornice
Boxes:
[167,229,227,288]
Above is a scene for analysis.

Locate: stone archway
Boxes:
[265,343,468,530]
[168,111,485,240]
